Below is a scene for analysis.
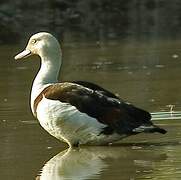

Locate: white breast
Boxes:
[36,96,116,146]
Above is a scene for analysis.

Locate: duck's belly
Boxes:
[36,97,121,146]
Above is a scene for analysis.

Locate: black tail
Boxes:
[147,125,167,134]
[133,125,167,134]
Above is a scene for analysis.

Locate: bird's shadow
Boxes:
[36,143,168,180]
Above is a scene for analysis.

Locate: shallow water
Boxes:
[1,39,181,180]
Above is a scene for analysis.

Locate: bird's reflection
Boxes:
[37,145,167,180]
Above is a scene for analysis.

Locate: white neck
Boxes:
[30,53,62,114]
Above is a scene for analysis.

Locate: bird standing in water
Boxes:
[15,32,166,147]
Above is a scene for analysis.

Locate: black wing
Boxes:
[71,81,119,99]
[72,81,152,125]
[42,82,166,135]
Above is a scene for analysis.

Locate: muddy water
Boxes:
[1,39,181,180]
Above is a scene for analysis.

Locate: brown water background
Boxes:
[1,39,181,180]
[1,1,181,179]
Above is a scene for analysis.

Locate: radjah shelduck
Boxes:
[14,32,167,147]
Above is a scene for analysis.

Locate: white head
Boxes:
[14,32,62,61]
[15,33,63,115]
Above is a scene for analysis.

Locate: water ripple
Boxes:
[151,111,181,120]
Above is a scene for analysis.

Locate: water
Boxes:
[1,39,181,180]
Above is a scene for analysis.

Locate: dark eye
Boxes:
[31,39,37,44]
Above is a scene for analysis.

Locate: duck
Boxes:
[14,32,166,147]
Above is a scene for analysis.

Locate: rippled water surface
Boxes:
[1,39,181,180]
